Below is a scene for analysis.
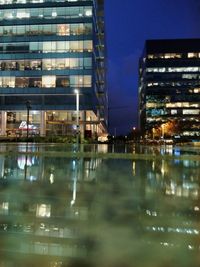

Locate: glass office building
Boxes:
[0,0,107,137]
[139,39,200,140]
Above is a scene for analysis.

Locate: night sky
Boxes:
[105,0,200,135]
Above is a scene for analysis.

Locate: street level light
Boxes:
[74,89,80,146]
[133,127,136,142]
[161,124,165,139]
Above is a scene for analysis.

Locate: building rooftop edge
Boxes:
[144,38,200,54]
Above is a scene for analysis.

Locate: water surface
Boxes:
[0,144,199,267]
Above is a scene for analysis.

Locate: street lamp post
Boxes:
[26,100,31,140]
[74,89,80,146]
[133,127,136,142]
[161,124,165,139]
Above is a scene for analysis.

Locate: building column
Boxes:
[40,111,46,136]
[1,111,6,136]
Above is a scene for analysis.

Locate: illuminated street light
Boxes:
[133,126,136,142]
[161,124,165,139]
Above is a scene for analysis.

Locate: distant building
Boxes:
[139,39,200,140]
[0,0,107,137]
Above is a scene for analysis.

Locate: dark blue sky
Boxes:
[105,0,200,135]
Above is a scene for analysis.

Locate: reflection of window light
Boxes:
[183,160,190,167]
[29,175,37,182]
[0,202,9,215]
[36,204,51,218]
[17,155,32,170]
[49,173,54,184]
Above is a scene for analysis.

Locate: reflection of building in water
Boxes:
[133,155,200,251]
[0,151,103,267]
[1,146,200,267]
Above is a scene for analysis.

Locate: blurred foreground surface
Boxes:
[0,143,199,267]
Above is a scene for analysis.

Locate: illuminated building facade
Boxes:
[139,39,200,140]
[0,0,107,137]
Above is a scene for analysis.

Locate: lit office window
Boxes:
[57,24,70,36]
[182,74,198,79]
[42,76,56,88]
[163,53,182,59]
[183,131,200,136]
[1,77,15,87]
[85,8,92,17]
[183,109,200,115]
[84,40,93,52]
[171,110,177,115]
[0,6,93,20]
[168,67,199,72]
[16,9,30,18]
[166,103,200,108]
[194,88,200,93]
[83,75,92,87]
[147,53,182,59]
[188,53,199,58]
[70,41,82,52]
[0,202,9,215]
[147,54,154,59]
[146,103,158,108]
[70,75,91,87]
[147,67,200,73]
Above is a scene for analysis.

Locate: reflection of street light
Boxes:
[71,160,78,207]
[74,89,80,146]
[26,100,31,140]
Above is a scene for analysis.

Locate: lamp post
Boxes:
[26,100,31,140]
[161,124,165,139]
[74,89,80,146]
[133,127,136,142]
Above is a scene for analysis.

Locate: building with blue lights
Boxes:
[0,0,107,137]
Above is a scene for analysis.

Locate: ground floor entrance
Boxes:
[0,110,105,138]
